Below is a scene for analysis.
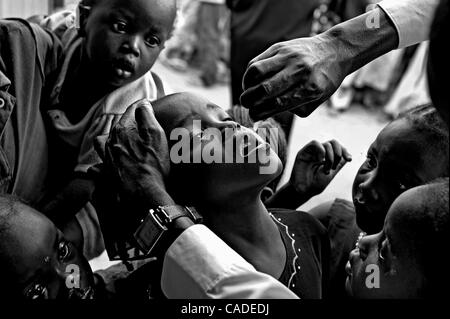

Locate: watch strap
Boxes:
[133,205,202,255]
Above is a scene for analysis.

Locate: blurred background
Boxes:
[0,0,78,18]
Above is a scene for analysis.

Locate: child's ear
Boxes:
[76,4,91,37]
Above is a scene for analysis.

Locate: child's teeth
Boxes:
[115,68,131,78]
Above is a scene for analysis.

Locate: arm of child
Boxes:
[41,175,96,228]
[265,140,351,209]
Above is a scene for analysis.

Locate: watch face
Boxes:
[134,211,167,255]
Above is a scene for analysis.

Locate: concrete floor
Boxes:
[89,60,388,271]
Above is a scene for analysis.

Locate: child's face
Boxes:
[352,118,447,233]
[83,0,176,88]
[154,94,283,205]
[345,188,426,299]
[1,205,95,299]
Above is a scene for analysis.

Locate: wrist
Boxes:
[133,205,201,256]
[289,180,316,198]
[172,216,195,231]
[133,183,176,208]
[325,8,398,74]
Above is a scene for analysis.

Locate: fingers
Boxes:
[298,140,325,163]
[322,142,334,174]
[329,140,343,170]
[241,67,298,110]
[342,146,352,162]
[118,99,141,128]
[135,100,159,143]
[242,56,287,92]
[323,140,352,174]
[247,43,279,66]
[243,81,325,121]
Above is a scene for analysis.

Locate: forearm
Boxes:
[325,7,399,76]
[42,177,96,227]
[265,183,312,209]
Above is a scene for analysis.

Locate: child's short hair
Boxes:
[0,195,28,288]
[419,178,449,297]
[0,195,25,239]
[397,104,449,174]
[399,178,449,298]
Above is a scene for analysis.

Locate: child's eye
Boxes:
[145,36,161,48]
[25,283,49,300]
[365,154,377,169]
[378,238,389,264]
[112,21,128,33]
[58,241,71,262]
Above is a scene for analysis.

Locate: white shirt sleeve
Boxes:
[378,0,440,48]
[161,225,299,299]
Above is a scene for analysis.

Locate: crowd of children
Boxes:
[0,0,448,300]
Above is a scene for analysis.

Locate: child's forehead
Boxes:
[101,0,176,20]
[375,120,429,160]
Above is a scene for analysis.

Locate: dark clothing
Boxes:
[190,2,227,86]
[315,199,362,298]
[227,0,319,135]
[0,19,62,205]
[270,208,330,299]
[114,209,331,300]
[227,0,320,105]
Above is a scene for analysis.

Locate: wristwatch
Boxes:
[134,205,202,255]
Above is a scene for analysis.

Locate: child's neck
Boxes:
[198,191,286,279]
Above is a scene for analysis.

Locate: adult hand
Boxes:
[240,7,399,120]
[240,33,348,120]
[103,99,174,209]
[290,140,352,197]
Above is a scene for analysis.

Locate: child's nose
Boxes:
[358,174,380,202]
[357,234,377,261]
[121,36,141,57]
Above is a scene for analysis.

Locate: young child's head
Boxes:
[352,104,449,233]
[152,93,284,209]
[78,0,177,88]
[0,196,95,299]
[346,178,449,299]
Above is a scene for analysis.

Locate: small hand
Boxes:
[290,140,352,197]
